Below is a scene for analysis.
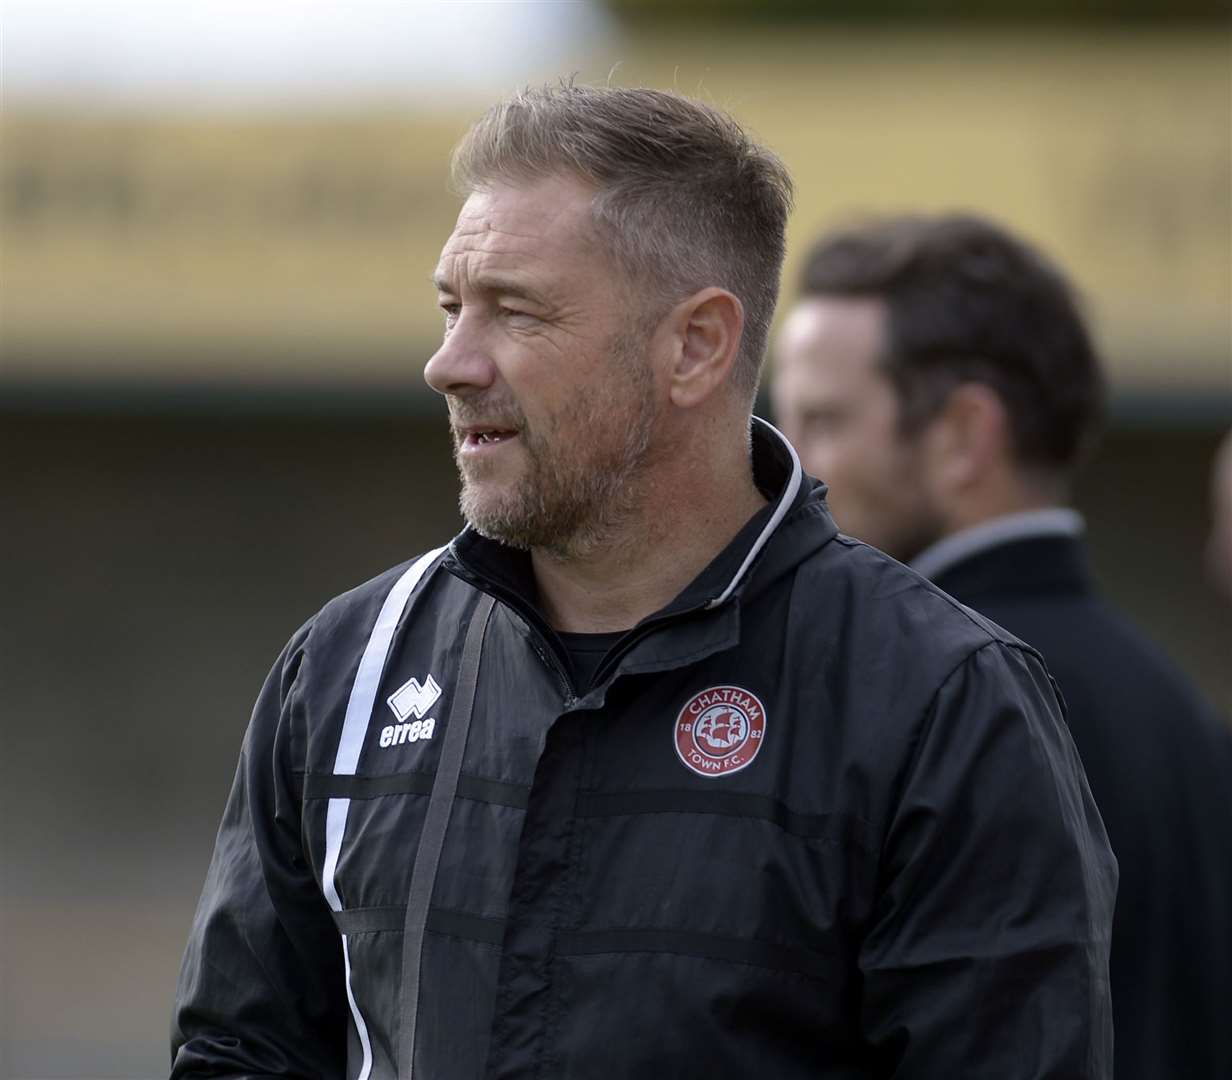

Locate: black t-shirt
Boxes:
[557,630,625,692]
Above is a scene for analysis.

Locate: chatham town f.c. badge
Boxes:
[674,685,766,778]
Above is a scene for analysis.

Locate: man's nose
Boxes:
[423,319,496,396]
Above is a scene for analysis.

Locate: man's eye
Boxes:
[500,307,537,324]
[440,304,461,328]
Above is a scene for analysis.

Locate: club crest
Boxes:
[674,685,766,778]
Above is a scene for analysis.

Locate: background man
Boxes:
[173,92,1115,1078]
[1208,429,1232,601]
[772,212,1232,1080]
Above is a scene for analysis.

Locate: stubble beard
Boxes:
[453,332,658,561]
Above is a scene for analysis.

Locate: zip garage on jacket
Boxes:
[172,420,1117,1079]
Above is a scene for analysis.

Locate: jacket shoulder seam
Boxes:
[831,535,1047,665]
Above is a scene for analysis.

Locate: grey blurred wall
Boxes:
[2,410,1229,1078]
[2,409,462,1078]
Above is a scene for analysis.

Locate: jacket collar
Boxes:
[445,416,816,621]
[910,509,1084,582]
[930,531,1096,602]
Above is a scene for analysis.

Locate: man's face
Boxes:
[425,173,660,558]
[771,296,944,562]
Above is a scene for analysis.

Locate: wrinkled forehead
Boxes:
[438,174,605,271]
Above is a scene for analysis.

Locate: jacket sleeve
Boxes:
[171,621,348,1078]
[858,641,1117,1079]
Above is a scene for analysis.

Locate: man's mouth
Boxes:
[458,425,521,450]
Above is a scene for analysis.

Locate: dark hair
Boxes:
[453,80,794,398]
[799,213,1105,471]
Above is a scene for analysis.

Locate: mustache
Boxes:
[447,396,526,432]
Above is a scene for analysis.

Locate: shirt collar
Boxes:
[909,508,1086,582]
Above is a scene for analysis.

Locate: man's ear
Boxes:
[662,288,745,410]
[927,382,1011,492]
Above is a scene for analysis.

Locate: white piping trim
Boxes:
[333,546,446,778]
[321,797,350,912]
[321,546,444,1079]
[342,935,374,1080]
[707,418,803,609]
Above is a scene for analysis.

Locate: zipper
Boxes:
[446,542,722,702]
[530,633,577,708]
[588,601,714,688]
[444,550,579,706]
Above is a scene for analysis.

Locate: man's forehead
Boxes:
[779,296,887,371]
[437,175,600,269]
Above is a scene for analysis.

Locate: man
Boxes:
[173,89,1115,1079]
[773,212,1232,1080]
[1209,428,1232,601]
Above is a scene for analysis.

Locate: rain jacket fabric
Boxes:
[172,420,1116,1080]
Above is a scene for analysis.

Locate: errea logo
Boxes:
[379,674,441,749]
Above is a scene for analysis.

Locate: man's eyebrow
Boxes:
[430,271,548,305]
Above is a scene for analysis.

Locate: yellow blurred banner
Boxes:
[1,27,1228,396]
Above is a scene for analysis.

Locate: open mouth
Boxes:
[462,427,519,448]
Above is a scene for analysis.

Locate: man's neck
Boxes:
[531,435,768,633]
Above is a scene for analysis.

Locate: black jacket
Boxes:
[933,533,1232,1080]
[172,422,1116,1079]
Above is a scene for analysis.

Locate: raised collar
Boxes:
[444,417,810,622]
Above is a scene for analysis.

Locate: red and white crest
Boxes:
[674,685,766,778]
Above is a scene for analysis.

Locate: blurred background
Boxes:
[2,1,1229,1076]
